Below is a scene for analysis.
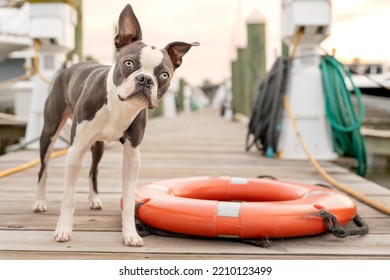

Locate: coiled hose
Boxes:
[246,57,289,156]
[320,55,367,176]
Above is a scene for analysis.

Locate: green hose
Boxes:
[320,55,367,176]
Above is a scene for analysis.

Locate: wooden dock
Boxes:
[0,109,389,259]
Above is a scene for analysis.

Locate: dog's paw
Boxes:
[89,196,103,210]
[33,200,47,212]
[123,233,143,247]
[54,213,73,242]
[54,227,72,242]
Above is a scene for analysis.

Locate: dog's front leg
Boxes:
[54,144,89,242]
[121,139,143,246]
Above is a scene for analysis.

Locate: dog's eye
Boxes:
[124,60,134,67]
[160,72,169,80]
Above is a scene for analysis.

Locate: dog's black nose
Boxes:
[136,74,154,88]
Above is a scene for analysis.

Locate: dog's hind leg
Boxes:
[34,114,69,212]
[89,141,104,210]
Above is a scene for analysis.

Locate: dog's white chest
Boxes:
[100,106,134,140]
[75,103,140,143]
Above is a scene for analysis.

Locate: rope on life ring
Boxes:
[317,210,368,238]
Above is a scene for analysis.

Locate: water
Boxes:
[336,156,390,190]
[366,168,390,190]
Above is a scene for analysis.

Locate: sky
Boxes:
[83,0,390,86]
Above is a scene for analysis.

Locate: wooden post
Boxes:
[231,59,239,114]
[246,11,266,116]
[73,0,83,61]
[66,0,83,62]
[282,41,289,58]
[231,10,267,117]
[235,47,249,116]
[177,78,186,113]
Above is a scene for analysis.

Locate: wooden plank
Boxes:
[0,231,389,257]
[361,127,390,138]
[0,214,387,234]
[0,201,120,216]
[0,214,121,231]
[3,251,389,260]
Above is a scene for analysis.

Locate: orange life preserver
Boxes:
[130,176,357,239]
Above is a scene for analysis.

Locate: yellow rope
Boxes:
[285,27,390,215]
[0,72,34,89]
[0,39,51,89]
[0,148,68,179]
[33,39,51,84]
[289,26,304,60]
[283,97,390,215]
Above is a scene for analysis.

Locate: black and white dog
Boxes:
[34,4,198,246]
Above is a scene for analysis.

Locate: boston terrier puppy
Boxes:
[34,4,198,246]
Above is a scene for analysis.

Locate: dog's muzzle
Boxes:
[117,74,157,108]
[135,74,156,107]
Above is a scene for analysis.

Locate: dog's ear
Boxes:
[115,4,142,50]
[165,42,200,69]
